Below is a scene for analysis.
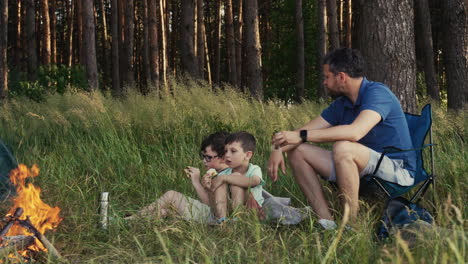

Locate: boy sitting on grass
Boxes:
[207,131,265,223]
[125,131,230,223]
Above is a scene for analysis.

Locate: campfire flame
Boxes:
[3,164,62,255]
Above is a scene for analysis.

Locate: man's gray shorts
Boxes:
[328,148,415,186]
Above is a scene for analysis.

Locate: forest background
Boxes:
[0,0,466,263]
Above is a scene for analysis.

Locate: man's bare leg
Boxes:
[332,141,370,221]
[213,183,228,218]
[287,144,335,220]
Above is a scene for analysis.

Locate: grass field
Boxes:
[0,81,466,263]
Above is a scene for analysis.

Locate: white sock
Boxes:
[318,219,337,230]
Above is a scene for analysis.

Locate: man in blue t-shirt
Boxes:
[267,48,416,229]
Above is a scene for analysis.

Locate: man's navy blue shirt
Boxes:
[321,77,417,178]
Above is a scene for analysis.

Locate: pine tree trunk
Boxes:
[180,0,199,78]
[318,0,328,99]
[442,0,468,110]
[99,0,110,86]
[24,0,37,80]
[123,0,135,87]
[226,0,237,86]
[354,0,417,113]
[148,0,159,91]
[196,0,205,79]
[0,0,7,99]
[295,0,305,101]
[415,0,439,102]
[66,0,74,67]
[213,1,221,86]
[169,0,177,76]
[111,0,121,96]
[343,0,352,48]
[83,0,99,90]
[50,0,57,64]
[12,0,21,70]
[142,0,151,93]
[243,0,263,100]
[41,0,51,65]
[326,0,339,50]
[160,0,168,91]
[235,0,243,90]
[77,0,85,65]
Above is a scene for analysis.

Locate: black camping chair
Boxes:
[361,104,436,203]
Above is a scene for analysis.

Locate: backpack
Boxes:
[377,196,433,240]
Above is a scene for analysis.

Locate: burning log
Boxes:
[0,207,24,238]
[0,164,65,262]
[0,235,35,255]
[0,207,65,262]
[17,217,64,262]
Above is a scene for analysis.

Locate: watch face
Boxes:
[300,130,307,142]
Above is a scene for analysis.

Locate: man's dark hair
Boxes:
[225,131,256,152]
[200,131,230,157]
[323,48,365,78]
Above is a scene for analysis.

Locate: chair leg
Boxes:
[372,177,391,198]
[410,178,433,203]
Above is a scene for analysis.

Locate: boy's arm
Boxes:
[192,177,210,204]
[185,166,210,204]
[211,172,261,191]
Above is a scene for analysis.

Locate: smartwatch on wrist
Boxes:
[300,130,308,143]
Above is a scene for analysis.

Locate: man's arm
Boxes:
[268,115,332,182]
[274,110,381,146]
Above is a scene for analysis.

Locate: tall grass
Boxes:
[0,81,465,263]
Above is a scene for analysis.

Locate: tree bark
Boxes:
[326,0,340,50]
[122,0,135,87]
[142,0,151,93]
[415,0,439,102]
[99,0,110,86]
[213,1,221,86]
[196,0,205,79]
[295,0,305,101]
[0,0,7,99]
[442,0,468,110]
[12,0,22,70]
[50,0,57,64]
[235,0,243,89]
[354,0,417,113]
[66,0,74,67]
[180,0,199,78]
[243,0,263,100]
[343,0,352,48]
[111,0,121,96]
[318,0,328,99]
[226,0,237,86]
[160,0,168,91]
[24,0,37,80]
[77,0,85,65]
[148,0,159,92]
[83,0,99,90]
[41,0,51,65]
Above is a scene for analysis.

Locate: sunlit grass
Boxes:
[0,82,465,263]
